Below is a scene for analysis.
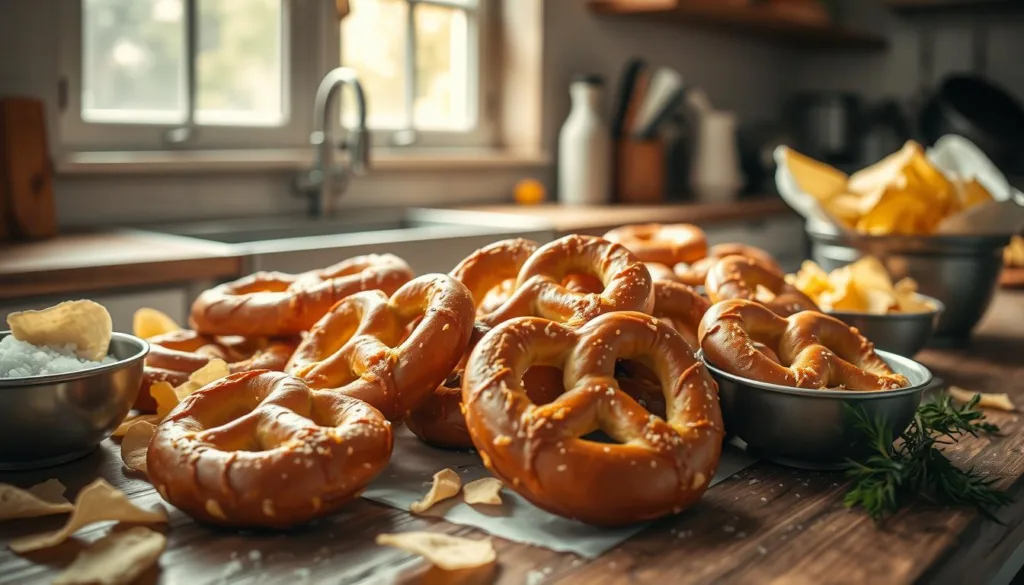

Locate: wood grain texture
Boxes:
[0,291,1021,585]
[0,98,56,240]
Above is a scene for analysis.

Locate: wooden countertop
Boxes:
[1,291,1021,585]
[0,231,242,302]
[459,196,794,234]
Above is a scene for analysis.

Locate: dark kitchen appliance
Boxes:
[783,92,864,169]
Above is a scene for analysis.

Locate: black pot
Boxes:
[920,74,1024,176]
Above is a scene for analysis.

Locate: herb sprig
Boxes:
[843,394,1011,523]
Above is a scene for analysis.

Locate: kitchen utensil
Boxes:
[702,348,932,470]
[691,109,742,203]
[920,74,1024,176]
[558,74,611,206]
[611,58,646,140]
[783,92,864,169]
[826,293,944,357]
[631,67,686,140]
[806,219,1010,345]
[0,97,57,241]
[0,331,148,471]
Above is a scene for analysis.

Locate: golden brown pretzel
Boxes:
[190,254,414,337]
[148,370,392,528]
[462,311,723,526]
[603,223,708,267]
[645,262,681,283]
[674,243,781,287]
[286,274,475,422]
[705,255,818,317]
[699,299,908,391]
[137,330,299,412]
[652,281,711,350]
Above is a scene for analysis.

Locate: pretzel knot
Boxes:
[699,299,908,391]
[148,370,393,529]
[673,243,782,287]
[603,223,708,267]
[286,274,476,422]
[190,254,414,337]
[705,254,818,317]
[463,311,723,526]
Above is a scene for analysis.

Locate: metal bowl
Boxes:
[0,331,148,471]
[806,220,1010,345]
[700,348,933,471]
[826,293,944,357]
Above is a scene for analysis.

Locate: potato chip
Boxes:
[948,386,1016,412]
[785,261,832,301]
[821,266,866,312]
[112,414,161,438]
[782,147,848,202]
[121,421,157,475]
[52,526,166,585]
[174,359,230,401]
[9,479,167,553]
[0,480,74,521]
[463,478,503,506]
[410,469,462,514]
[151,382,179,419]
[375,532,496,571]
[133,308,181,340]
[7,300,112,361]
[1004,235,1024,267]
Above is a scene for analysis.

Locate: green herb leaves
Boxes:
[843,394,1010,523]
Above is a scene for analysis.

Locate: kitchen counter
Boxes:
[1,291,1021,585]
[0,231,241,302]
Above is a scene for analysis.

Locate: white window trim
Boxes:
[55,0,501,155]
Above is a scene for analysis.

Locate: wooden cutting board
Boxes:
[0,97,57,240]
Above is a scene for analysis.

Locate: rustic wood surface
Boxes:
[0,230,241,301]
[0,291,1021,585]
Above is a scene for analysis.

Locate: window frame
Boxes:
[56,0,498,154]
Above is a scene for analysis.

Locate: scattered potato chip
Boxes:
[133,308,181,340]
[151,382,179,419]
[9,479,168,553]
[1005,235,1024,268]
[948,386,1016,412]
[463,478,503,506]
[410,469,462,514]
[112,414,161,438]
[0,480,74,521]
[7,300,112,361]
[121,422,157,475]
[52,526,166,585]
[174,359,229,401]
[375,532,496,571]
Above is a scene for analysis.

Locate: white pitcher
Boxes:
[558,76,611,206]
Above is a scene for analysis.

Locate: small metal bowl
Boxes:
[826,293,945,357]
[700,349,933,471]
[0,331,149,471]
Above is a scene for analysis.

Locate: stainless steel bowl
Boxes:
[827,293,944,357]
[0,331,148,470]
[806,220,1010,345]
[701,348,933,471]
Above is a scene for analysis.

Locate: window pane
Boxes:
[414,4,471,130]
[340,0,408,129]
[82,0,186,124]
[195,0,284,126]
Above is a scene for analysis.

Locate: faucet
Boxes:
[297,67,371,218]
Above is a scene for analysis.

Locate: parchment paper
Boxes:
[361,428,758,558]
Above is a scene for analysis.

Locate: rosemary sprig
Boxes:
[843,394,1011,523]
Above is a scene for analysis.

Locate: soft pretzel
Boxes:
[603,223,708,267]
[462,311,722,525]
[148,371,393,528]
[645,262,681,283]
[705,255,818,317]
[190,254,414,337]
[699,299,908,391]
[651,281,711,350]
[287,274,475,422]
[137,330,298,411]
[674,243,781,287]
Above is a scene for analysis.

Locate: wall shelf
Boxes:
[887,0,1024,14]
[587,1,889,51]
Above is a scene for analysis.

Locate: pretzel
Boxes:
[645,262,681,283]
[137,330,298,411]
[286,274,475,422]
[462,311,722,525]
[699,299,908,391]
[674,243,781,287]
[603,223,708,267]
[406,235,654,449]
[705,255,818,317]
[147,371,393,528]
[651,281,711,350]
[190,254,414,337]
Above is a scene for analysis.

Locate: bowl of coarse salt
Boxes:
[0,300,148,470]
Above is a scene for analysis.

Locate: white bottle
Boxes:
[558,75,611,206]
[691,109,742,203]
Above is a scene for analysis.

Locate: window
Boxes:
[58,0,495,152]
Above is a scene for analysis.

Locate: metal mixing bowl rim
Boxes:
[825,293,946,321]
[0,331,150,387]
[698,348,933,399]
[805,222,1013,249]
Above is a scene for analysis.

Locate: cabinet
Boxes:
[0,287,189,334]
